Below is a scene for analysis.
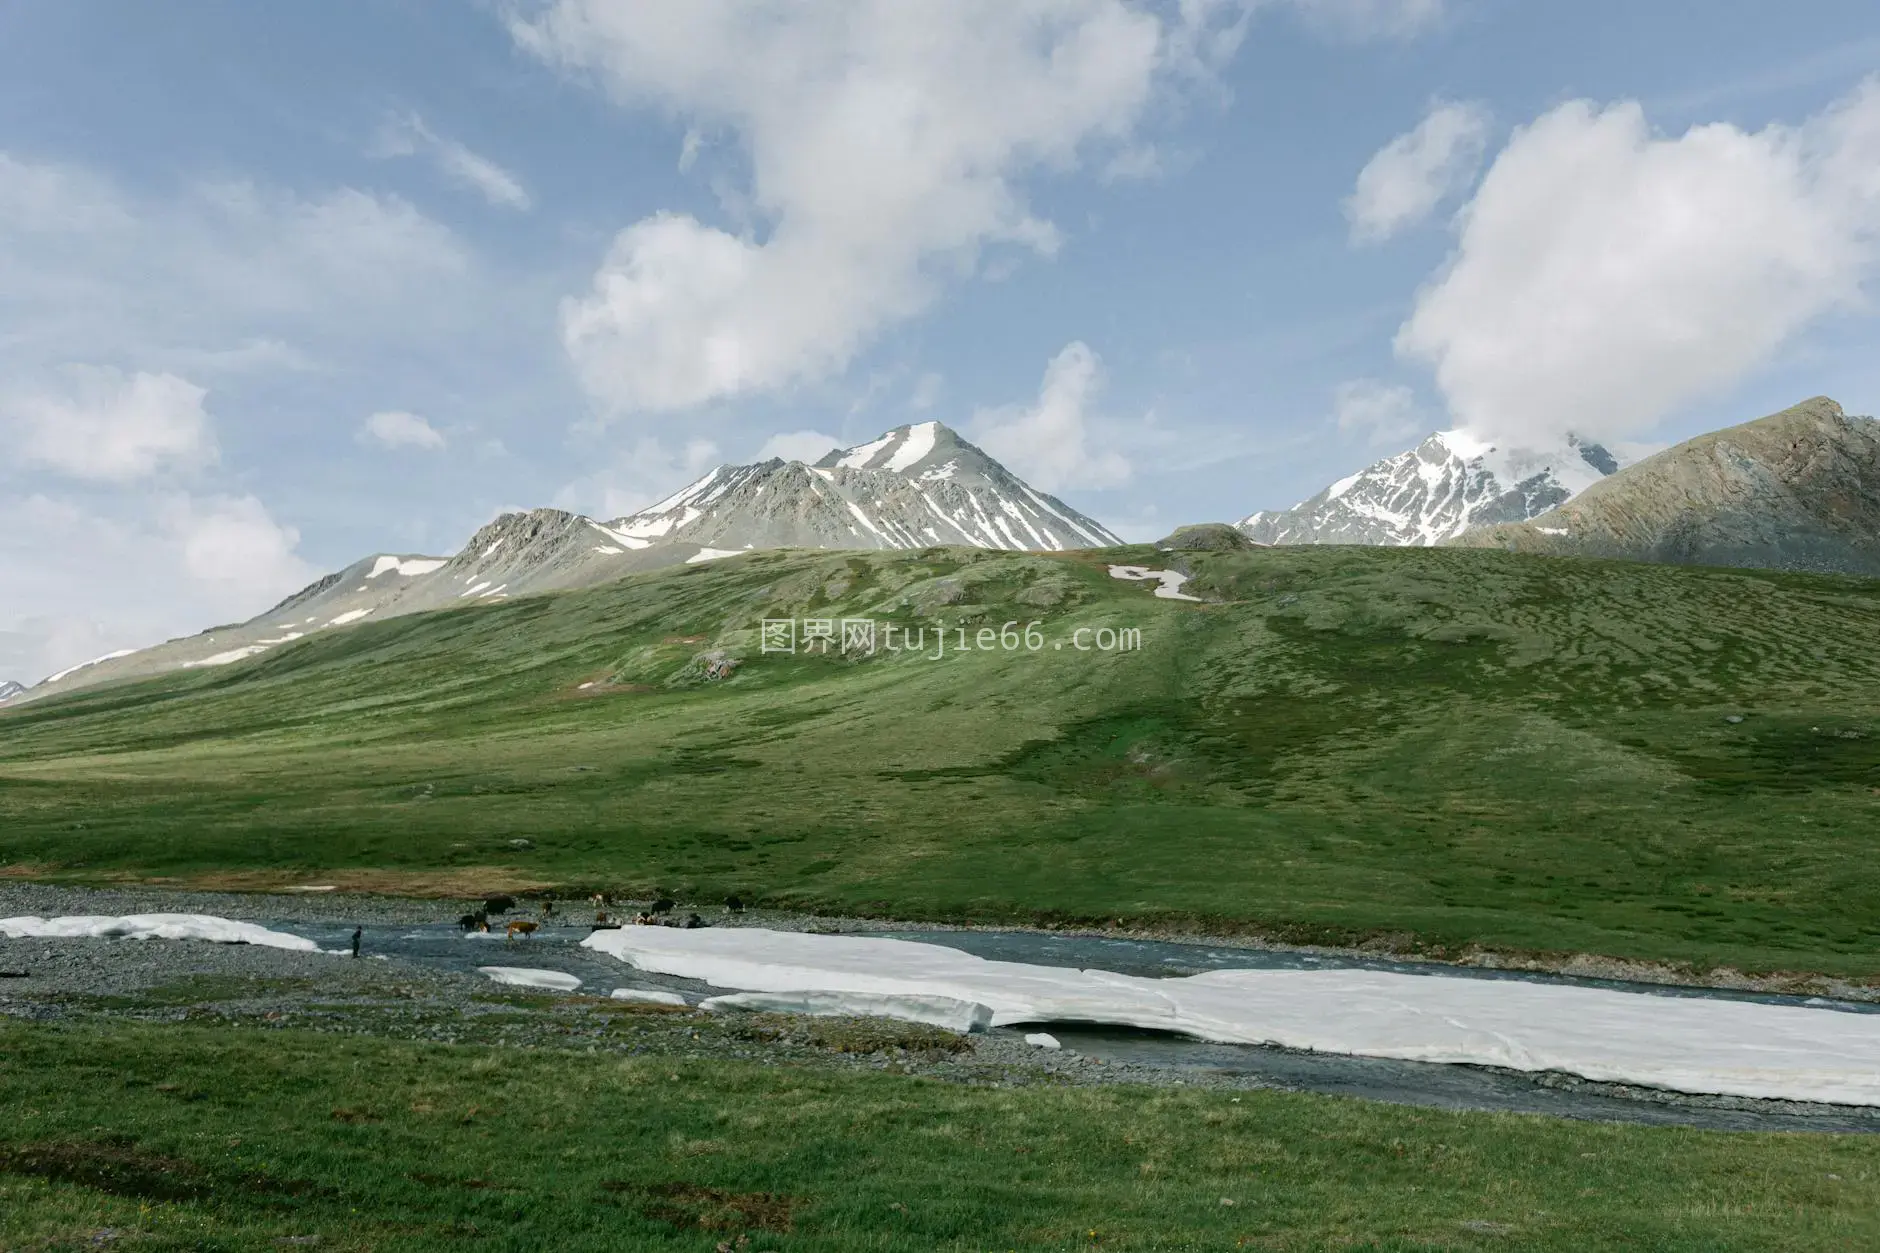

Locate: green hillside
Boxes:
[4,544,1879,977]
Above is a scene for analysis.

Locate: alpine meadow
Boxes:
[6,541,1878,981]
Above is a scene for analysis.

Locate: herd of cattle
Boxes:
[456,892,746,938]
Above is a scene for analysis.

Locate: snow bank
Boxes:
[582,927,1880,1105]
[183,645,271,668]
[699,990,993,1033]
[367,555,447,579]
[478,966,582,992]
[1107,565,1202,602]
[0,914,319,952]
[610,988,689,1006]
[1025,1032,1062,1049]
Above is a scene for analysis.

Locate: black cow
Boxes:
[724,894,744,913]
[650,897,676,915]
[484,895,516,916]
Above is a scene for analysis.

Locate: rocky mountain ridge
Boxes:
[11,422,1120,703]
[1240,430,1620,546]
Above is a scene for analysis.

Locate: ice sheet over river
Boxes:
[584,926,1880,1106]
[0,914,319,952]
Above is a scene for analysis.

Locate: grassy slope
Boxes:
[2,1018,1876,1251]
[3,545,1880,976]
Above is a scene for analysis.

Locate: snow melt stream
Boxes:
[583,927,1880,1106]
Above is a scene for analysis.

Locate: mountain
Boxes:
[614,419,1119,553]
[0,681,23,705]
[12,421,1120,703]
[1239,431,1620,546]
[1449,397,1880,576]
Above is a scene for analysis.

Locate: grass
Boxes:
[1,1017,1876,1250]
[4,544,1880,977]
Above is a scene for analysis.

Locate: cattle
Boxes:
[682,913,706,930]
[724,894,744,913]
[505,920,539,940]
[458,912,489,932]
[484,895,516,916]
[650,897,676,915]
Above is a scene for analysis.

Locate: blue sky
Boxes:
[5,0,1880,682]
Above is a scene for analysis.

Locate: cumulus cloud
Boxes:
[1346,100,1490,243]
[970,341,1131,492]
[373,112,533,211]
[0,492,314,684]
[1396,78,1880,448]
[1330,378,1424,445]
[514,0,1248,415]
[7,367,216,482]
[755,430,843,464]
[360,409,446,450]
[159,493,314,591]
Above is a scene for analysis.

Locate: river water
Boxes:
[278,918,1880,1134]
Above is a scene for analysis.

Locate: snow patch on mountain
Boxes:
[1241,431,1622,546]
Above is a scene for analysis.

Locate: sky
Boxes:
[5,0,1880,684]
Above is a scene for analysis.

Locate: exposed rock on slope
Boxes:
[1156,523,1257,552]
[1449,397,1880,576]
[0,680,24,705]
[1240,431,1619,546]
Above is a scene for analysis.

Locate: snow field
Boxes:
[582,926,1880,1105]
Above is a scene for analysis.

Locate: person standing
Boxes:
[350,926,362,959]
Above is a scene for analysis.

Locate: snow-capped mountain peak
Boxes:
[0,680,25,705]
[611,420,1120,553]
[1241,430,1622,547]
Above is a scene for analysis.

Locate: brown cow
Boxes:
[505,920,539,940]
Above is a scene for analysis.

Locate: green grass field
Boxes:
[4,544,1880,977]
[2,1017,1876,1251]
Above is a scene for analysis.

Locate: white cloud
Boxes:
[1346,100,1490,244]
[373,112,533,211]
[7,367,216,482]
[0,491,314,684]
[1330,378,1423,445]
[1396,78,1880,448]
[360,409,446,450]
[554,435,723,519]
[515,1,1247,415]
[970,341,1131,492]
[0,151,472,372]
[160,493,314,591]
[755,430,843,464]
